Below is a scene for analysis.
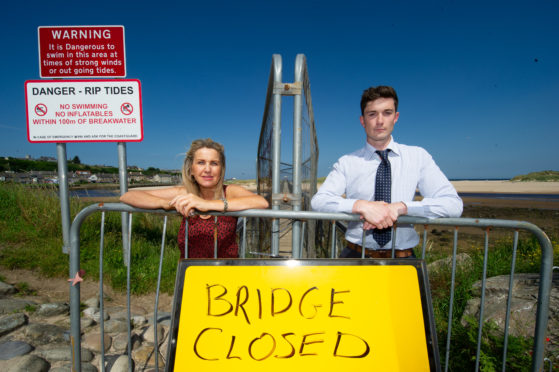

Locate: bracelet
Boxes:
[221,197,228,213]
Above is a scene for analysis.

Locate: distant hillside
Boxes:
[511,170,559,182]
[0,157,178,176]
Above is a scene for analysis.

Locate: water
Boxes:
[70,189,119,198]
[458,192,559,202]
[71,188,559,203]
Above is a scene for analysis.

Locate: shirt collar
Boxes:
[364,137,399,159]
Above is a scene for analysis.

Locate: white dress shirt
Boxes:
[311,138,463,250]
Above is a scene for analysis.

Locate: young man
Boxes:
[311,86,463,258]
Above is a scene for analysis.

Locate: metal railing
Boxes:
[68,203,553,371]
[257,54,319,259]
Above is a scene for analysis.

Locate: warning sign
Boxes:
[25,79,143,143]
[38,25,126,78]
[167,260,440,371]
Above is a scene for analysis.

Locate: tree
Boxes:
[71,156,81,165]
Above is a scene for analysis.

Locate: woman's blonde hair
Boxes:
[181,138,226,199]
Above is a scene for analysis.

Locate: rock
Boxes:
[55,315,95,329]
[82,332,112,353]
[108,304,148,320]
[111,354,134,372]
[7,354,50,372]
[83,297,99,308]
[102,318,129,334]
[427,253,473,273]
[51,362,98,372]
[34,344,94,362]
[0,282,16,297]
[24,323,68,345]
[112,332,142,352]
[81,317,96,329]
[83,307,109,322]
[36,302,69,317]
[132,315,148,327]
[147,311,171,327]
[0,298,37,315]
[132,345,164,369]
[0,313,27,336]
[142,324,165,346]
[0,341,34,360]
[158,336,170,363]
[461,273,559,355]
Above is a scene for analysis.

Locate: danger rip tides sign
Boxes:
[38,26,125,78]
[25,80,143,143]
[169,262,434,372]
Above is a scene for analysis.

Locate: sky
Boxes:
[1,0,558,180]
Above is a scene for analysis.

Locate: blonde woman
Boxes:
[120,138,268,258]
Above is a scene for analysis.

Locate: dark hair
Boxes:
[360,86,399,115]
[181,138,226,199]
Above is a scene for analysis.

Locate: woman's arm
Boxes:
[168,184,269,216]
[224,184,269,211]
[120,186,183,210]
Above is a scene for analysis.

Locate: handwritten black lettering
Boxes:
[299,332,325,356]
[271,288,292,316]
[207,284,233,317]
[248,333,276,361]
[333,331,370,358]
[193,328,221,361]
[299,287,321,319]
[329,289,350,319]
[235,286,250,324]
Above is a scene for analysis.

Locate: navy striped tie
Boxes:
[373,150,391,247]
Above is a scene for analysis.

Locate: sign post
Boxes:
[32,25,134,371]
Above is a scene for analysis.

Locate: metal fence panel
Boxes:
[68,204,553,372]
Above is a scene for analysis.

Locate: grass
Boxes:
[0,182,181,294]
[511,170,559,182]
[15,281,38,296]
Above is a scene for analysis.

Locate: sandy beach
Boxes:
[450,180,559,194]
[138,180,559,194]
[108,180,559,210]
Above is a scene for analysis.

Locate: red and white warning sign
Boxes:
[38,25,126,78]
[25,79,143,143]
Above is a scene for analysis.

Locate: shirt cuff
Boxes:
[404,201,424,216]
[340,199,358,214]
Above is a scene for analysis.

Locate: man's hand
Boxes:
[353,200,407,230]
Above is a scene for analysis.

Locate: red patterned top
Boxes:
[177,186,238,258]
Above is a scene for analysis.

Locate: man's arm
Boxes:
[311,160,406,229]
[405,150,463,218]
[311,161,356,213]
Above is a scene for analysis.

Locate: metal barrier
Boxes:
[69,204,554,371]
[257,54,319,259]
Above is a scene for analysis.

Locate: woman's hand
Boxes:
[169,193,210,217]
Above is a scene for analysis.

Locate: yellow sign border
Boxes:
[165,259,440,371]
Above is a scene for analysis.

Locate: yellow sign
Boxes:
[169,261,434,371]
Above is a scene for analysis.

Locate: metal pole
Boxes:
[118,142,130,265]
[292,55,304,258]
[69,201,82,372]
[56,143,72,254]
[271,54,282,257]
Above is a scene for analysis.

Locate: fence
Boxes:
[68,203,554,371]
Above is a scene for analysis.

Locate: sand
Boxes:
[135,180,559,194]
[450,181,559,194]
